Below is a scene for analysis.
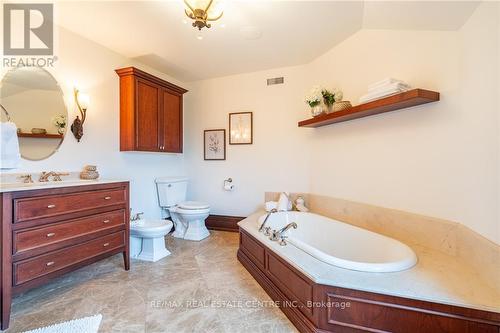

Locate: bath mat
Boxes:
[22,314,102,333]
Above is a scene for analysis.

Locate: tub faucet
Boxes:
[259,208,277,232]
[270,222,297,241]
[131,212,144,221]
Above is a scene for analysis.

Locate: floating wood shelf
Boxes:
[17,133,63,139]
[298,89,440,128]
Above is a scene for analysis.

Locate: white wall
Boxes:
[184,65,312,216]
[1,26,189,219]
[185,3,499,243]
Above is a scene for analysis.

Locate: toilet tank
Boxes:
[155,177,188,207]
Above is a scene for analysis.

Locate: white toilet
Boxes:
[156,177,211,241]
[130,219,173,262]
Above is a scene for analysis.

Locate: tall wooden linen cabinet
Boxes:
[115,67,187,153]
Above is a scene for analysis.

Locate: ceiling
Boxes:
[53,1,480,82]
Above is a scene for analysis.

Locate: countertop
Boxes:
[0,178,129,193]
[239,211,500,313]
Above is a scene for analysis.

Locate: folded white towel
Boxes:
[1,122,21,169]
[360,82,411,104]
[368,78,409,92]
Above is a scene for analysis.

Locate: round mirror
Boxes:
[0,67,67,161]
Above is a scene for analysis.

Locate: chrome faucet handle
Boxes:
[270,230,279,241]
[279,235,288,246]
[263,226,271,236]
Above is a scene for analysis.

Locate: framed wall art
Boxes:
[204,129,226,160]
[229,112,253,145]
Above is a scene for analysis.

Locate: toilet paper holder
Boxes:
[223,178,234,191]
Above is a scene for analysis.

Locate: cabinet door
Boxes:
[160,89,182,153]
[136,79,160,151]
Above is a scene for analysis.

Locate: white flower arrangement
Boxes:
[304,85,323,107]
[52,114,66,129]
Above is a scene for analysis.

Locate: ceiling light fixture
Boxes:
[184,0,223,31]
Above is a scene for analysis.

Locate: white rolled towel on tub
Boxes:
[265,201,278,212]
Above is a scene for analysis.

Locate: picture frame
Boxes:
[204,129,226,160]
[229,112,253,145]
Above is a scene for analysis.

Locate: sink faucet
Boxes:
[39,171,69,182]
[259,208,278,232]
[18,174,33,183]
[270,222,297,241]
[131,212,144,221]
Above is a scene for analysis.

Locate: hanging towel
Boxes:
[1,122,21,169]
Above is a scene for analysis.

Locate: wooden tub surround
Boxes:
[0,181,130,330]
[238,228,500,333]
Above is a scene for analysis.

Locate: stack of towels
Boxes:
[359,78,411,104]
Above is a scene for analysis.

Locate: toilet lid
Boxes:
[178,201,210,210]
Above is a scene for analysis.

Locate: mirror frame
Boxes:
[0,66,68,161]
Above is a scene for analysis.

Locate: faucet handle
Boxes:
[279,235,288,246]
[263,226,271,236]
[270,230,278,241]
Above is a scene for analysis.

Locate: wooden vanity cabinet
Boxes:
[116,67,187,153]
[0,182,130,330]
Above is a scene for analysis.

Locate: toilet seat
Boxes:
[178,201,210,210]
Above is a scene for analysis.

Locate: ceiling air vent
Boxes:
[267,77,284,86]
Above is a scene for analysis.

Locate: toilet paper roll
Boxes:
[224,183,234,191]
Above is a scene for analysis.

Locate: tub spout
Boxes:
[270,222,297,241]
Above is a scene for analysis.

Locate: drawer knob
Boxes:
[103,242,110,247]
[104,196,111,200]
[46,261,55,266]
[47,204,56,209]
[46,232,56,237]
[103,219,110,224]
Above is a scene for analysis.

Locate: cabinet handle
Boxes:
[46,261,55,266]
[47,204,56,208]
[46,232,56,237]
[103,219,110,224]
[104,196,111,200]
[103,242,110,247]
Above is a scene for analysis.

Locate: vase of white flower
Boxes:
[52,115,66,135]
[304,86,324,117]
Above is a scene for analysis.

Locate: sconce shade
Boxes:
[78,93,90,110]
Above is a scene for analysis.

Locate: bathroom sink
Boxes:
[0,179,98,191]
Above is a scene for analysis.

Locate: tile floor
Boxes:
[6,231,297,333]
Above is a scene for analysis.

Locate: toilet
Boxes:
[156,177,211,241]
[130,219,173,262]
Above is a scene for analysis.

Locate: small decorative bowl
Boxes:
[333,101,352,112]
[31,128,47,134]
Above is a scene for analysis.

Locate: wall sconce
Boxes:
[71,88,89,142]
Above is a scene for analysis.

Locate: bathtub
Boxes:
[256,211,417,273]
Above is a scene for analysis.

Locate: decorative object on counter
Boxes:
[277,192,292,211]
[359,78,411,104]
[31,128,47,135]
[71,88,90,142]
[229,112,253,144]
[304,85,323,117]
[80,165,100,180]
[321,88,344,113]
[295,196,309,212]
[223,177,234,191]
[204,129,226,160]
[52,114,67,135]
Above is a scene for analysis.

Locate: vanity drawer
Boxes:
[14,188,126,223]
[13,209,126,255]
[14,231,125,286]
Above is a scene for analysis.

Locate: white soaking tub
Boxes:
[257,211,417,273]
